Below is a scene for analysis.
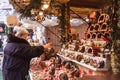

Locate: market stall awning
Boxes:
[69,0,111,9]
[69,0,111,18]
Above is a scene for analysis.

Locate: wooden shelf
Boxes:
[57,54,108,71]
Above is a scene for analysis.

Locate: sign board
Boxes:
[7,15,18,26]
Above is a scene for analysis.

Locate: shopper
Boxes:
[2,27,51,80]
[88,11,100,24]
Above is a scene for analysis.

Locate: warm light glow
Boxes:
[43,4,49,9]
[39,11,44,16]
[86,18,89,22]
[31,9,35,15]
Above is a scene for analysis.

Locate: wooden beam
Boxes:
[69,0,111,9]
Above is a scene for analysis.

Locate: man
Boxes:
[2,26,51,80]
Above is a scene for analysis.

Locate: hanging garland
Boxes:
[9,0,71,45]
[9,0,69,17]
[107,0,120,74]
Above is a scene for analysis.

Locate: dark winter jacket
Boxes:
[2,33,44,80]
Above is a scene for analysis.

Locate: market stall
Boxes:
[1,0,120,80]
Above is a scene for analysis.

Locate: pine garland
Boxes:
[109,0,120,74]
[9,0,71,45]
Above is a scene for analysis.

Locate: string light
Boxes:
[42,4,49,9]
[30,0,51,22]
[11,0,69,22]
[39,11,44,16]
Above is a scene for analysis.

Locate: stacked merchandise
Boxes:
[57,12,112,75]
[30,48,82,80]
[86,13,112,41]
[58,40,110,70]
[30,56,82,80]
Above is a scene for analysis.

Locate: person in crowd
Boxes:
[2,26,51,80]
[88,11,100,24]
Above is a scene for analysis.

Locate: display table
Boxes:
[29,57,84,80]
[29,60,68,80]
[57,53,110,75]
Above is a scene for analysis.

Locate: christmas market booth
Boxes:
[2,0,120,80]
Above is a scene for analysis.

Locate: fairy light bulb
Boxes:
[39,11,44,16]
[43,4,49,9]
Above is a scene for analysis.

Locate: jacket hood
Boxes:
[7,33,30,45]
